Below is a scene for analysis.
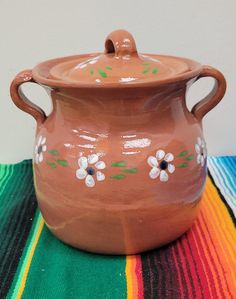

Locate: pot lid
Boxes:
[33,30,202,88]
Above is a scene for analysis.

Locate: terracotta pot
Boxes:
[10,30,226,254]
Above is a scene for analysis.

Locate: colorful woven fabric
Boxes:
[0,157,235,299]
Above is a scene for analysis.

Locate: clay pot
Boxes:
[10,30,226,254]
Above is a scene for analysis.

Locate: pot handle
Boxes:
[191,65,226,121]
[10,69,47,125]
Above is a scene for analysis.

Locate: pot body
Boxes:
[32,84,206,254]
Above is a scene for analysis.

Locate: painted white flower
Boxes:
[195,137,207,167]
[34,135,47,164]
[76,154,106,188]
[147,150,175,182]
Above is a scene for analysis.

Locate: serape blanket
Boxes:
[0,157,235,299]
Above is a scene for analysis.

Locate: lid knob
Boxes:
[104,29,138,57]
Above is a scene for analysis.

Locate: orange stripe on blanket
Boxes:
[186,177,236,298]
[200,177,236,294]
[126,255,143,299]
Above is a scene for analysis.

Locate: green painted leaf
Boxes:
[143,62,150,66]
[122,168,138,174]
[90,69,94,75]
[110,174,126,180]
[177,163,188,168]
[177,151,188,157]
[48,150,59,156]
[47,162,57,168]
[111,161,127,167]
[97,69,107,78]
[185,155,194,161]
[152,68,159,74]
[142,68,150,74]
[106,66,112,70]
[56,160,69,167]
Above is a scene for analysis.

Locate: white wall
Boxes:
[0,0,235,163]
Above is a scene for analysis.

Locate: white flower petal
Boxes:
[34,145,38,154]
[165,153,174,162]
[95,161,106,170]
[197,137,202,146]
[35,154,39,164]
[149,167,160,179]
[76,168,87,180]
[156,150,165,160]
[42,145,47,152]
[96,171,105,181]
[200,156,205,167]
[160,170,168,182]
[37,135,42,146]
[41,137,46,145]
[195,144,201,154]
[168,163,175,174]
[38,153,43,163]
[85,175,95,187]
[88,154,99,164]
[78,157,88,169]
[147,156,158,168]
[197,154,202,164]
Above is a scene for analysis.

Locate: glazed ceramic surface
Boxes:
[10,30,226,254]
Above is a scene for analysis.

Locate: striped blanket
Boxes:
[0,157,235,299]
